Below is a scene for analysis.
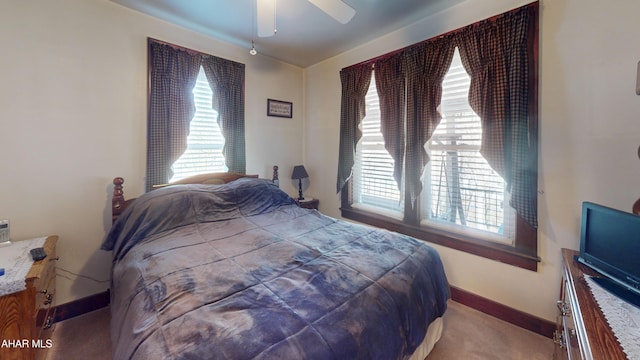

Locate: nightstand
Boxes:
[297,198,319,210]
[0,235,58,360]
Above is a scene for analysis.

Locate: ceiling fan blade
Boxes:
[308,0,356,24]
[257,0,276,37]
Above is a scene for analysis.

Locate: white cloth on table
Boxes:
[0,237,47,296]
[585,275,640,360]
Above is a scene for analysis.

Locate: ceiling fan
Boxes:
[257,0,356,37]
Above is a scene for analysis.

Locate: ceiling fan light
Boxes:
[308,0,356,24]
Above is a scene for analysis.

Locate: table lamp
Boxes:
[291,165,309,200]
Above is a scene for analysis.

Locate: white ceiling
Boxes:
[110,0,465,67]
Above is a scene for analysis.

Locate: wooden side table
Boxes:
[0,235,58,360]
[297,198,319,210]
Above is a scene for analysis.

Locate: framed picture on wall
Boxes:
[267,99,293,118]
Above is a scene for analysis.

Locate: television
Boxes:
[577,201,640,308]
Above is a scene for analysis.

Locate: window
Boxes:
[341,3,539,271]
[353,50,516,243]
[146,38,245,191]
[170,67,227,182]
[422,49,516,244]
[353,72,404,218]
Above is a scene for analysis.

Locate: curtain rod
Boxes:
[148,37,213,58]
[147,37,249,67]
[343,1,538,71]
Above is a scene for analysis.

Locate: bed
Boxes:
[102,171,449,359]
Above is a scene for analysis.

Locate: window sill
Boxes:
[340,206,540,271]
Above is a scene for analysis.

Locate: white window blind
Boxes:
[170,67,227,182]
[353,73,404,217]
[422,48,515,242]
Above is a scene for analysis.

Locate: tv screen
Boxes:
[578,202,640,306]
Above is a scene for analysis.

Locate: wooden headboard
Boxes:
[111,167,278,223]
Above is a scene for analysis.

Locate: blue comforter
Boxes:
[102,178,449,360]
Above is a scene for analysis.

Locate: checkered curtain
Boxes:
[404,37,455,209]
[146,42,202,191]
[455,5,537,228]
[202,57,246,174]
[375,53,406,191]
[336,64,372,193]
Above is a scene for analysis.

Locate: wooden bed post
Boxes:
[273,166,279,186]
[112,177,125,224]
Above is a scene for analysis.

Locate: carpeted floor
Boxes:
[426,301,554,359]
[45,300,554,359]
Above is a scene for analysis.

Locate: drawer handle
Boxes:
[43,294,53,305]
[556,300,570,316]
[43,316,53,329]
[40,289,48,294]
[553,330,566,349]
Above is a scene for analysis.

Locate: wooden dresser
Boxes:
[0,235,58,360]
[554,248,627,359]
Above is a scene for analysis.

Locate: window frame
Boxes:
[341,203,538,270]
[340,4,539,271]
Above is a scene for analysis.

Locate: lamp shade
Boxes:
[291,165,309,180]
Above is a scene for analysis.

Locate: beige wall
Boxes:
[304,0,640,322]
[0,0,304,305]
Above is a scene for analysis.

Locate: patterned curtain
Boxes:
[146,42,202,191]
[375,53,406,191]
[455,5,537,228]
[404,37,455,209]
[202,56,246,174]
[336,64,373,193]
